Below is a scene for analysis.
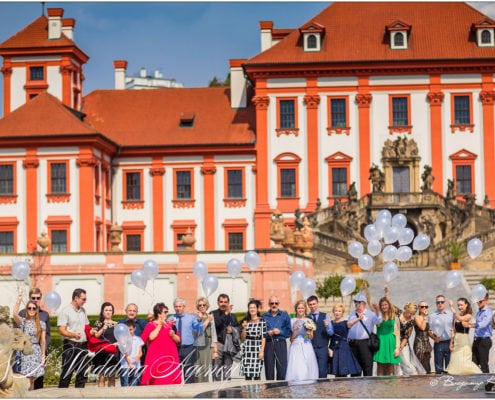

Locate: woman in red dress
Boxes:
[141,303,182,385]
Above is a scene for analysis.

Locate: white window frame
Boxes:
[477,28,495,47]
[391,31,408,49]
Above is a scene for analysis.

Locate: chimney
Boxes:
[47,8,64,40]
[113,60,128,90]
[62,18,75,40]
[259,21,273,52]
[229,59,247,109]
[140,67,147,78]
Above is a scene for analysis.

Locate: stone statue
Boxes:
[347,182,358,203]
[110,223,123,251]
[270,209,285,248]
[315,197,321,211]
[346,210,358,231]
[382,136,419,159]
[0,306,31,397]
[300,217,314,257]
[396,136,407,157]
[382,139,396,158]
[294,209,304,231]
[484,195,490,207]
[464,193,476,215]
[445,179,455,202]
[333,198,343,219]
[369,164,385,193]
[421,165,434,192]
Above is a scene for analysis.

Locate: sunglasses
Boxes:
[31,296,41,300]
[161,310,168,314]
[269,302,279,306]
[198,304,207,307]
[27,306,37,311]
[419,305,429,309]
[436,301,445,305]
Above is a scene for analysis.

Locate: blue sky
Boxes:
[0,1,328,114]
[0,1,494,116]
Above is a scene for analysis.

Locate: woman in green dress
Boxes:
[373,295,401,375]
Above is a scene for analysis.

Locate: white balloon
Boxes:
[202,274,219,297]
[340,276,356,296]
[398,228,415,246]
[471,283,487,303]
[391,213,407,229]
[11,260,30,281]
[192,261,208,281]
[300,278,316,299]
[383,262,398,283]
[244,251,260,270]
[290,271,306,290]
[445,270,462,289]
[383,225,400,244]
[114,323,131,343]
[364,224,379,242]
[375,217,390,239]
[467,238,483,259]
[226,258,242,278]
[382,245,398,262]
[376,209,392,223]
[367,240,382,257]
[413,234,431,251]
[348,241,364,258]
[396,246,413,262]
[358,254,374,271]
[118,335,133,354]
[430,316,444,337]
[142,259,159,280]
[131,269,147,290]
[44,291,61,311]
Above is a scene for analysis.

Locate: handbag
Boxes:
[357,313,380,352]
[85,324,118,354]
[12,321,25,373]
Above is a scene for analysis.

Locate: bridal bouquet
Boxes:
[303,319,317,339]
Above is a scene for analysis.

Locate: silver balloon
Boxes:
[130,269,147,290]
[192,261,208,281]
[348,241,364,258]
[44,291,62,311]
[11,260,30,281]
[391,213,407,229]
[383,262,398,283]
[367,240,382,257]
[398,228,415,246]
[290,270,306,290]
[382,245,397,262]
[202,274,219,297]
[470,283,487,303]
[300,278,316,299]
[340,276,356,296]
[445,270,462,289]
[383,225,400,244]
[430,316,444,337]
[396,246,412,262]
[412,234,430,251]
[358,254,373,271]
[467,238,483,259]
[363,224,379,242]
[376,209,392,223]
[226,258,242,278]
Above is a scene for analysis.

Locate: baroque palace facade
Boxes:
[0,2,494,312]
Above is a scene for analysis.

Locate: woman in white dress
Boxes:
[397,302,426,376]
[285,300,318,382]
[446,298,481,375]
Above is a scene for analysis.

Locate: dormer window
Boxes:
[180,112,195,128]
[299,21,325,52]
[472,19,495,47]
[386,20,411,50]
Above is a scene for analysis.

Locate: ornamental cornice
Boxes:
[480,91,495,106]
[427,91,445,106]
[22,157,39,169]
[76,156,98,168]
[252,96,270,110]
[355,93,372,108]
[1,66,12,76]
[149,167,165,177]
[303,94,320,109]
[200,165,217,175]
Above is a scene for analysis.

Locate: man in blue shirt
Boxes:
[262,295,291,380]
[428,294,453,374]
[119,303,147,336]
[471,293,493,373]
[168,297,204,383]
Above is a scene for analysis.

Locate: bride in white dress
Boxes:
[446,298,481,375]
[285,300,319,382]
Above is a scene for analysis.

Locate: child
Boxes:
[120,320,144,386]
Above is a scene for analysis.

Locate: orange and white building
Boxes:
[0,3,494,312]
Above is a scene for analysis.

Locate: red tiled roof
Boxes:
[0,92,98,136]
[0,15,75,51]
[82,88,256,147]
[246,2,495,66]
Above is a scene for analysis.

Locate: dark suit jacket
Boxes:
[311,312,332,348]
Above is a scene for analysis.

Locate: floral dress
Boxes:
[413,319,432,373]
[19,319,46,378]
[241,319,267,379]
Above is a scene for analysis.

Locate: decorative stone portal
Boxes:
[382,136,420,193]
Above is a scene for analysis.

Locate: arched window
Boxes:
[394,32,404,47]
[481,29,492,44]
[307,34,317,49]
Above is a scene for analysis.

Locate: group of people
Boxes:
[10,285,494,389]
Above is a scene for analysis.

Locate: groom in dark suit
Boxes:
[307,295,334,378]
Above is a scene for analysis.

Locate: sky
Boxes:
[0,1,495,116]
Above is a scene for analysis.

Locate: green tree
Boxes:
[208,73,230,87]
